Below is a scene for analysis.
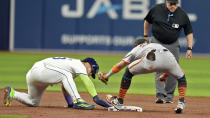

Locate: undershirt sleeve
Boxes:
[78,74,97,97]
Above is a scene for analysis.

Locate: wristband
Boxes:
[93,95,111,108]
[187,47,192,50]
[144,35,148,37]
[106,65,120,78]
[112,65,120,73]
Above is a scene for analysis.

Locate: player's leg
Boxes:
[61,84,73,108]
[14,83,48,106]
[117,68,134,104]
[151,37,167,103]
[107,57,148,108]
[60,72,94,110]
[106,68,134,110]
[13,67,48,106]
[175,75,187,113]
[164,45,179,103]
[43,64,94,110]
[164,76,177,103]
[154,47,179,103]
[164,56,186,113]
[160,73,186,113]
[61,73,81,102]
[151,37,179,104]
[109,55,157,110]
[154,72,167,103]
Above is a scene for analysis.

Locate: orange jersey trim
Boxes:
[122,60,130,64]
[128,57,145,69]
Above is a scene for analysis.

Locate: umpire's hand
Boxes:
[186,50,192,58]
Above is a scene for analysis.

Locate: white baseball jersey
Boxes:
[123,43,166,63]
[123,43,184,79]
[13,57,94,106]
[41,57,87,78]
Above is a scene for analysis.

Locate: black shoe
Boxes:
[118,98,124,104]
[174,100,185,114]
[165,100,174,104]
[155,98,166,104]
[68,104,74,108]
[106,95,122,110]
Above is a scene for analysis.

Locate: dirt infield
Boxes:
[0,90,210,118]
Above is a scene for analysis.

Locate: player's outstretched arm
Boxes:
[79,74,111,108]
[93,95,111,108]
[79,74,97,97]
[98,61,128,85]
[106,61,128,79]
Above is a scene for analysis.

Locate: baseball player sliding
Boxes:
[98,38,187,113]
[3,57,111,110]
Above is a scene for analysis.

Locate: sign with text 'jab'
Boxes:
[14,0,209,53]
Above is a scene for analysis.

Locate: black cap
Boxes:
[81,57,99,79]
[134,38,148,47]
[167,0,178,3]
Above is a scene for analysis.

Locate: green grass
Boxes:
[0,52,210,97]
[0,115,27,118]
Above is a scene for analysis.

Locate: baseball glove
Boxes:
[157,73,168,83]
[98,72,108,85]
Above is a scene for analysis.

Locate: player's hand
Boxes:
[144,37,150,43]
[98,72,108,85]
[157,73,168,83]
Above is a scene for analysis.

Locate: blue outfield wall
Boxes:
[13,0,210,53]
[0,0,10,50]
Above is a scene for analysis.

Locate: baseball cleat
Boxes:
[3,86,15,107]
[73,98,95,110]
[174,100,185,114]
[106,95,122,110]
[67,104,74,108]
[165,100,174,104]
[155,98,166,104]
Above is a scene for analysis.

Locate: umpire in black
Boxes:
[144,0,194,103]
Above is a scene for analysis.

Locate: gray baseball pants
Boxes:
[151,36,180,101]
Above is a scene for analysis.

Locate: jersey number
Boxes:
[52,57,66,59]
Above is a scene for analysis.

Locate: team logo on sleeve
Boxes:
[172,23,179,28]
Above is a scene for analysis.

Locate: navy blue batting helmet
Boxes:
[81,57,99,79]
